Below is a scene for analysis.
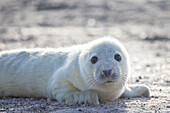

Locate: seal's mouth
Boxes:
[104,80,113,84]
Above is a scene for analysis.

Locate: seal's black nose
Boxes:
[103,69,112,77]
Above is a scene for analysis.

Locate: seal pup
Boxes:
[0,37,150,104]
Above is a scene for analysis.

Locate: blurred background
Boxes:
[1,0,170,27]
[0,0,170,49]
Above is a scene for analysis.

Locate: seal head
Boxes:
[79,37,130,92]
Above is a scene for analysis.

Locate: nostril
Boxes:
[103,69,112,77]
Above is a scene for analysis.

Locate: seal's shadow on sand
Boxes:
[53,97,150,112]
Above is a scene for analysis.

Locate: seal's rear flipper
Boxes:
[120,84,150,98]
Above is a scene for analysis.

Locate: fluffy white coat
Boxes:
[0,37,150,104]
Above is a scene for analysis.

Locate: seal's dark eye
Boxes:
[91,56,98,64]
[114,54,121,62]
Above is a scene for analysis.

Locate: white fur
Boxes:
[0,37,150,104]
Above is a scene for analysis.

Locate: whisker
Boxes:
[88,80,96,89]
[85,76,97,89]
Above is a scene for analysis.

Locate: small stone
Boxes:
[47,98,51,102]
[155,96,159,99]
[165,80,170,83]
[146,64,150,67]
[9,108,14,111]
[139,76,142,79]
[0,109,6,112]
[104,106,108,109]
[115,108,118,110]
[48,106,53,110]
[166,105,170,108]
[19,102,23,105]
[78,108,83,111]
[40,105,46,109]
[151,96,159,98]
[156,53,161,57]
[136,79,139,82]
[151,105,156,107]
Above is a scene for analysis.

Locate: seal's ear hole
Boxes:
[91,56,98,64]
[114,54,122,62]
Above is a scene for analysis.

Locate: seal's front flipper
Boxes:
[64,90,99,105]
[49,79,99,105]
[120,84,150,98]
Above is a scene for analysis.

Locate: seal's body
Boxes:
[0,37,150,104]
